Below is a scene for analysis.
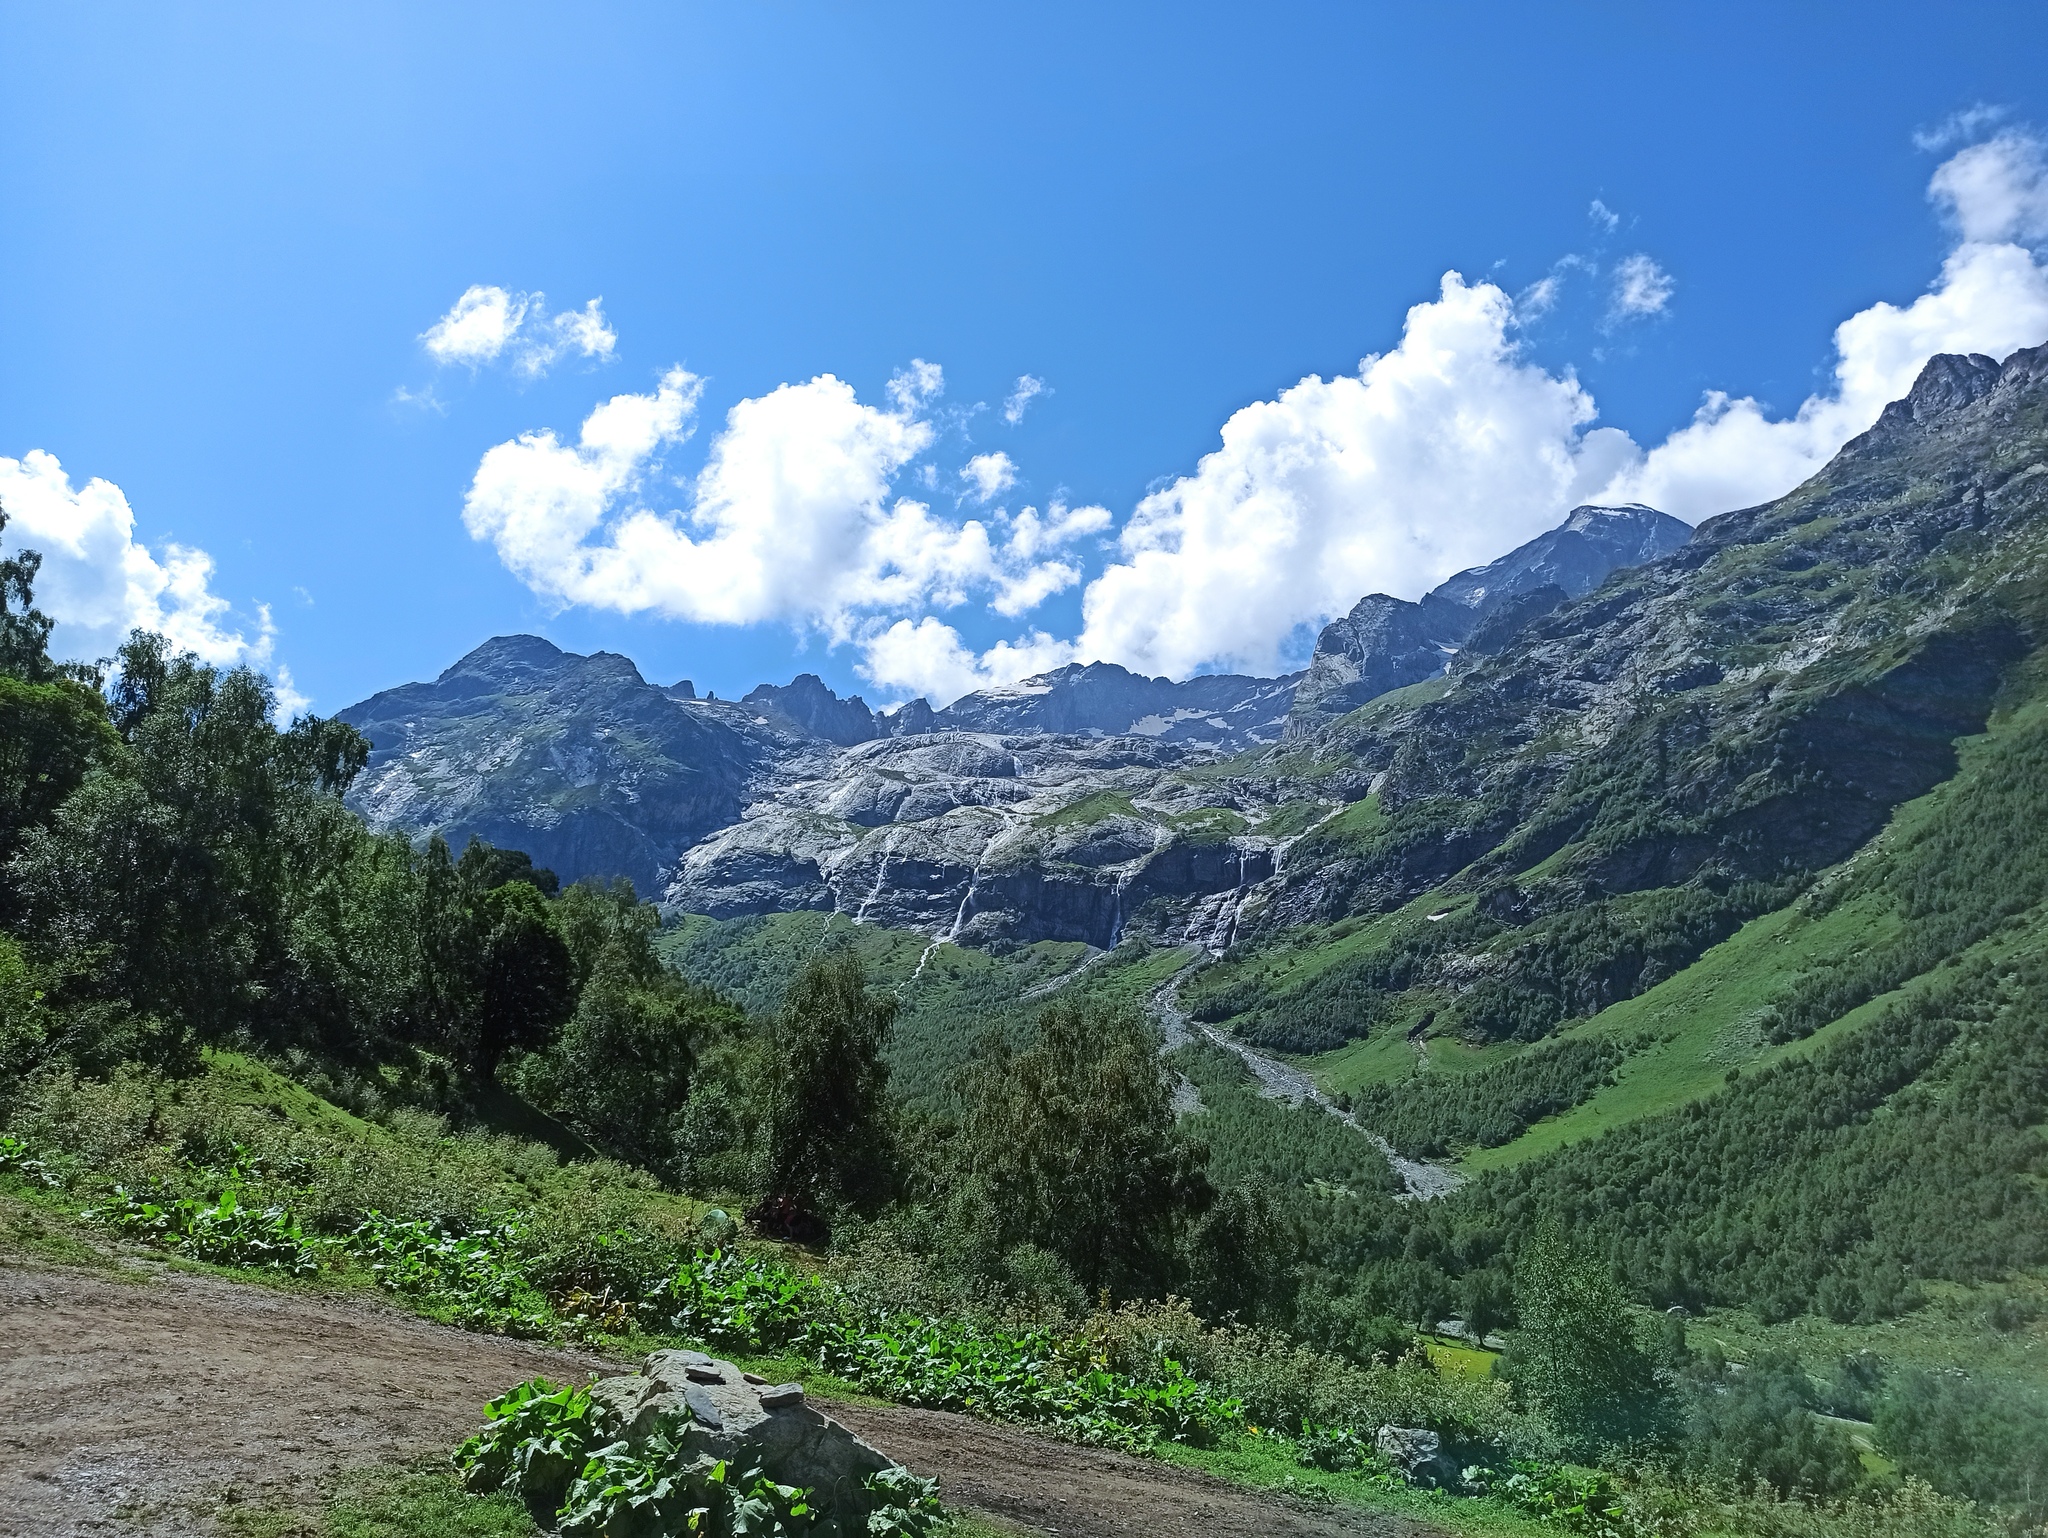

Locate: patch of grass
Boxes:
[1034,790,1141,830]
[1454,885,2011,1177]
[1156,1432,1552,1536]
[217,1469,539,1538]
[936,1514,1041,1538]
[1163,805,1251,842]
[1253,800,1335,838]
[0,1185,120,1268]
[1425,1338,1501,1382]
[1327,674,1459,729]
[1297,792,1385,851]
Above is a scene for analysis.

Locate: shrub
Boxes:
[455,1379,601,1513]
[1875,1368,2048,1515]
[1679,1352,1862,1497]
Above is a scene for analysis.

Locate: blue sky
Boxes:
[5,4,2048,712]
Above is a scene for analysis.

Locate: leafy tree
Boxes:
[552,876,662,991]
[12,636,369,1046]
[958,999,1211,1299]
[758,950,898,1224]
[517,916,746,1176]
[1458,1268,1513,1346]
[457,835,559,898]
[0,501,58,682]
[1877,1369,2048,1514]
[468,879,574,1078]
[0,675,115,885]
[0,933,46,1094]
[1181,1182,1297,1326]
[0,511,118,912]
[1501,1226,1670,1454]
[1680,1350,1862,1497]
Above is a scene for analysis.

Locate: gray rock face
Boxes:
[331,509,1693,948]
[1430,503,1693,616]
[337,636,820,894]
[589,1349,894,1515]
[664,729,1282,951]
[1374,1424,1468,1491]
[930,660,1300,748]
[741,674,881,746]
[1290,594,1469,724]
[1289,504,1692,729]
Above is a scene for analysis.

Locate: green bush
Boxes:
[93,1183,323,1275]
[349,1212,554,1337]
[1875,1368,2048,1515]
[455,1378,601,1513]
[1679,1352,1862,1498]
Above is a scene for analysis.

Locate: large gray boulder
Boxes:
[589,1349,895,1514]
[1375,1424,1469,1491]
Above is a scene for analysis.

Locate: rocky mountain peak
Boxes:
[932,658,1298,746]
[437,632,569,682]
[1430,504,1692,612]
[740,673,880,746]
[1289,503,1692,730]
[1895,351,2004,423]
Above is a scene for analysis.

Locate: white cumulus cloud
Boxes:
[1070,272,1633,678]
[961,451,1017,503]
[1599,131,2048,518]
[421,285,617,377]
[1914,103,2010,154]
[857,616,1079,707]
[1929,129,2048,245]
[0,450,298,703]
[463,367,1099,649]
[462,131,2048,704]
[1053,131,2048,677]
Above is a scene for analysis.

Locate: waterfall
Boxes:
[853,831,898,926]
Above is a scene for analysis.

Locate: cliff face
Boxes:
[337,636,814,895]
[1288,504,1692,728]
[335,350,2047,962]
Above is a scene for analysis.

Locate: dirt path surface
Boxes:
[0,1260,615,1536]
[827,1404,1440,1538]
[0,1260,1441,1538]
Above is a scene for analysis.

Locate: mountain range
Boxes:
[338,503,1690,941]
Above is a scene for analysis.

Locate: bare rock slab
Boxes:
[589,1350,895,1510]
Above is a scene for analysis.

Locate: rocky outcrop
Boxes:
[1430,503,1692,615]
[927,660,1300,748]
[588,1349,898,1525]
[663,729,1281,950]
[1286,499,1687,729]
[1374,1425,1470,1491]
[1290,594,1469,724]
[741,674,882,746]
[338,636,817,894]
[1289,504,1693,730]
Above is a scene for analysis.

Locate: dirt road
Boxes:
[0,1260,1439,1538]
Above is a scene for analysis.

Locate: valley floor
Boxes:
[0,1260,1443,1538]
